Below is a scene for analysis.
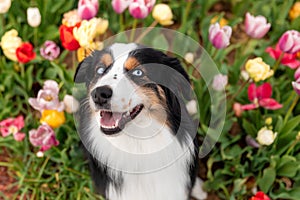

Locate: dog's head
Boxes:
[75,43,192,138]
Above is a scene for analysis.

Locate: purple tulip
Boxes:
[78,0,99,20]
[128,0,155,19]
[112,0,131,14]
[29,80,64,112]
[278,30,300,54]
[209,23,232,49]
[244,12,271,39]
[29,124,59,152]
[212,74,228,91]
[40,41,60,61]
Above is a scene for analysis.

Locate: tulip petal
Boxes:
[241,103,258,110]
[13,132,26,141]
[259,98,282,110]
[279,32,294,53]
[256,83,272,99]
[248,83,257,101]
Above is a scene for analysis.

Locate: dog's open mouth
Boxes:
[99,104,144,135]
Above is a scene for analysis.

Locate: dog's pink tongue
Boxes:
[100,112,122,127]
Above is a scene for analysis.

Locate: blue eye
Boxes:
[132,69,143,76]
[97,67,105,75]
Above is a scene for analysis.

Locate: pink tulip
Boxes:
[29,124,59,152]
[241,83,282,110]
[0,115,25,141]
[209,23,232,49]
[278,30,300,54]
[212,74,228,91]
[128,0,155,19]
[244,12,271,39]
[266,44,300,69]
[40,41,60,61]
[292,78,300,95]
[112,0,131,14]
[29,80,64,112]
[78,0,99,20]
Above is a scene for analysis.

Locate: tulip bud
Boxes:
[129,0,155,19]
[278,30,300,54]
[256,127,277,146]
[152,4,173,26]
[212,74,228,91]
[244,12,271,39]
[209,23,232,49]
[27,7,41,27]
[78,0,99,20]
[186,100,197,115]
[40,41,60,61]
[184,52,194,64]
[112,0,131,14]
[289,2,300,20]
[0,0,11,14]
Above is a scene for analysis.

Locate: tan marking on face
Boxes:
[124,57,140,71]
[121,98,125,102]
[123,105,128,110]
[100,53,113,67]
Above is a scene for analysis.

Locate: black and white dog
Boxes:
[74,43,206,200]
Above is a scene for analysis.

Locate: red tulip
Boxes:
[266,44,300,69]
[16,42,36,63]
[250,191,270,200]
[241,83,282,110]
[59,23,81,51]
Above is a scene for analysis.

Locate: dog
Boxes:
[74,43,206,200]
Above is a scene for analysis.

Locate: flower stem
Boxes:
[135,20,158,43]
[34,28,38,47]
[119,13,124,32]
[72,50,77,70]
[230,78,251,101]
[283,94,299,125]
[129,19,138,42]
[0,14,5,34]
[273,52,284,73]
[180,0,193,32]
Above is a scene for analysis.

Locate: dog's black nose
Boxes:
[91,85,113,106]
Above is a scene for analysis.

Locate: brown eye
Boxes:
[132,69,143,76]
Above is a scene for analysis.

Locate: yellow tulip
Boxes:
[152,4,174,26]
[245,57,274,82]
[289,2,300,20]
[0,29,22,61]
[73,18,108,49]
[210,16,228,28]
[40,110,66,128]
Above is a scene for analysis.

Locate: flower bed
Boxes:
[0,0,300,199]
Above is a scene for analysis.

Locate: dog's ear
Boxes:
[74,56,93,84]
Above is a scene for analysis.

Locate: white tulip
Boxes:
[63,95,79,113]
[0,0,11,14]
[27,7,41,27]
[256,127,277,146]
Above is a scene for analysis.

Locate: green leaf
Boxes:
[276,156,299,178]
[257,167,276,193]
[242,119,257,137]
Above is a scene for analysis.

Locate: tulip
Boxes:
[129,0,155,19]
[40,110,66,128]
[265,117,272,125]
[0,0,11,14]
[289,2,300,20]
[186,100,197,115]
[152,4,173,26]
[278,30,300,54]
[62,9,82,27]
[73,18,108,49]
[78,0,99,20]
[244,12,271,39]
[245,135,260,148]
[233,103,243,117]
[0,29,22,61]
[184,52,194,64]
[208,23,232,49]
[59,23,81,51]
[27,7,41,27]
[212,74,228,91]
[0,115,25,141]
[16,42,36,63]
[29,80,64,112]
[292,78,300,95]
[245,57,274,82]
[256,127,277,146]
[29,124,59,152]
[112,0,131,14]
[241,83,282,110]
[266,44,300,69]
[40,41,60,61]
[250,191,271,200]
[63,95,80,113]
